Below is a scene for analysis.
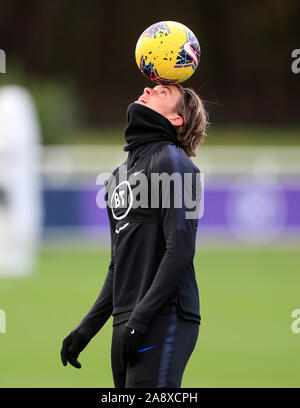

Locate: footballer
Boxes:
[61,84,208,388]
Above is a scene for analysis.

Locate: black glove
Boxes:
[60,330,90,369]
[122,327,144,368]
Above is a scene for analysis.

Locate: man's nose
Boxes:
[143,87,153,96]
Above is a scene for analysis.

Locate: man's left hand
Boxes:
[122,327,144,367]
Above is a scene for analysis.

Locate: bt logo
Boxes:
[111,181,133,220]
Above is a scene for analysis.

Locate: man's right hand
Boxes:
[60,330,90,369]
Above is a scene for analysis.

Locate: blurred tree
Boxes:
[0,0,299,126]
[0,62,83,143]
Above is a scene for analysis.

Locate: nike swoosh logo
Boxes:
[130,329,135,334]
[115,223,129,234]
[133,169,145,176]
[183,41,198,64]
[138,346,157,354]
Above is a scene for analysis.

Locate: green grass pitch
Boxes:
[0,247,299,388]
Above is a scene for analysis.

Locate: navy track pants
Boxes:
[111,305,199,388]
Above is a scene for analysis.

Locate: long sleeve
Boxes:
[75,205,115,340]
[125,145,201,334]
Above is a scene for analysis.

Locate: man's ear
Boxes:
[168,114,183,127]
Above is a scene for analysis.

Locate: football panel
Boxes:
[135,21,200,84]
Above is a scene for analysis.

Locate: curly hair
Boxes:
[173,85,208,157]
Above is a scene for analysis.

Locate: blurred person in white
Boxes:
[61,84,208,388]
[0,86,42,276]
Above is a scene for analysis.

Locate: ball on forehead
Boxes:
[135,21,201,85]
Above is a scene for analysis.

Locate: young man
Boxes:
[61,84,208,388]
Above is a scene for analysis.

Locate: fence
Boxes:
[40,145,300,246]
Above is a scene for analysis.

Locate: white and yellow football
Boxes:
[135,21,200,85]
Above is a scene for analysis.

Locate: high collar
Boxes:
[123,102,180,153]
